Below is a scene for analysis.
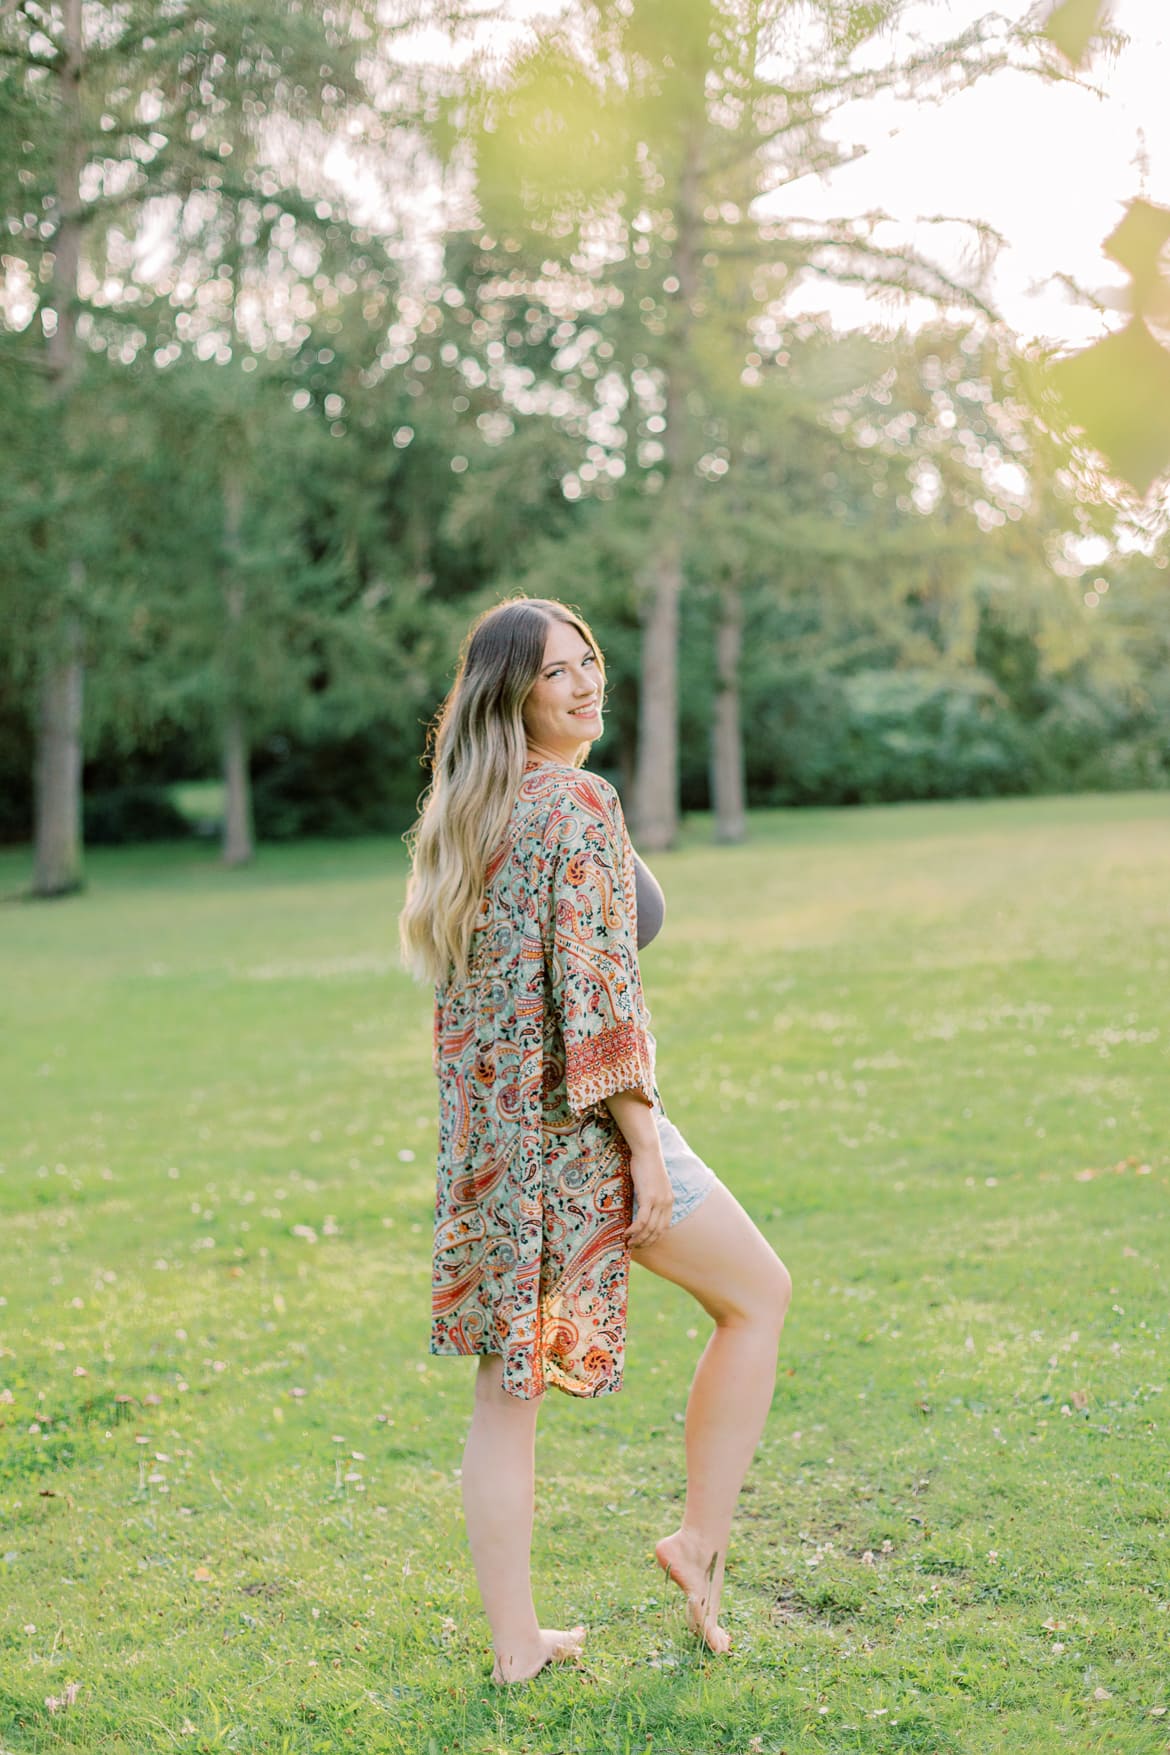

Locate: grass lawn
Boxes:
[1,791,1168,1755]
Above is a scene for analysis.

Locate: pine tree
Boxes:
[0,0,385,890]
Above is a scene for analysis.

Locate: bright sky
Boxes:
[771,0,1170,347]
[418,0,1169,350]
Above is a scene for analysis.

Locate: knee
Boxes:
[747,1251,791,1338]
[769,1254,793,1332]
[718,1251,791,1336]
[778,1256,796,1319]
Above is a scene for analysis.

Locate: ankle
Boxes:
[492,1632,545,1676]
[673,1523,723,1564]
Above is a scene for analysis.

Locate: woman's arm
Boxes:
[544,781,657,1116]
[604,1088,673,1248]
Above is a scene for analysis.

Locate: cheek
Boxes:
[525,682,553,723]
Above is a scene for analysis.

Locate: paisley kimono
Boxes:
[430,758,661,1400]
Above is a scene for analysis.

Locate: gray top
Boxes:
[633,849,665,950]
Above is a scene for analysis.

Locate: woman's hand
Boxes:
[602,1087,673,1249]
[626,1145,674,1249]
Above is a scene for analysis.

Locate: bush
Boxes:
[842,669,1036,802]
[1025,681,1169,793]
[745,668,1036,806]
[0,697,33,844]
[251,727,426,840]
[83,785,193,845]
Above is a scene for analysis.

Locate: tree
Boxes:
[0,0,383,891]
[438,0,1050,846]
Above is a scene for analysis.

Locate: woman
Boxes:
[399,596,792,1683]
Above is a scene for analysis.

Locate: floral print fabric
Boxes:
[430,759,661,1400]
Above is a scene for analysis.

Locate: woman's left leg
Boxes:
[632,1182,792,1651]
[461,1353,586,1683]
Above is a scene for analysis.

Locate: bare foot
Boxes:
[655,1531,732,1654]
[490,1624,587,1685]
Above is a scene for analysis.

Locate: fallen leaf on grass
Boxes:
[193,1566,213,1583]
[1092,1687,1113,1701]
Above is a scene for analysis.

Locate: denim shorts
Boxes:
[631,1110,719,1229]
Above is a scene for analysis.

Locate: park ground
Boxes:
[1,792,1168,1755]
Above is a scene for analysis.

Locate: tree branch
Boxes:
[86,14,202,70]
[0,37,57,67]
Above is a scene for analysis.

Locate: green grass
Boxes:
[1,792,1168,1755]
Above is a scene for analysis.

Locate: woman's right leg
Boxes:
[461,1353,585,1683]
[632,1183,792,1651]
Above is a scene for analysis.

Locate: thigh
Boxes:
[631,1180,791,1327]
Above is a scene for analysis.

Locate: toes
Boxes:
[655,1540,732,1655]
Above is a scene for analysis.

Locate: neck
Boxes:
[525,740,582,767]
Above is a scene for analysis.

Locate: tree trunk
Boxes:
[220,472,254,867]
[632,537,682,850]
[221,693,253,867]
[32,0,86,898]
[33,599,84,896]
[631,129,702,850]
[710,579,746,844]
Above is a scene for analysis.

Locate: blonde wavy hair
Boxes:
[398,596,607,987]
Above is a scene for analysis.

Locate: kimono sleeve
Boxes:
[545,778,656,1118]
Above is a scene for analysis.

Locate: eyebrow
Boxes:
[543,646,594,672]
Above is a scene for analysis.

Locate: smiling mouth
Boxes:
[569,703,601,716]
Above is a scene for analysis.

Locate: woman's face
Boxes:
[521,621,603,762]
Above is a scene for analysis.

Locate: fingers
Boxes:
[626,1196,673,1249]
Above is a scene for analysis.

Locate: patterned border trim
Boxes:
[566,1020,655,1115]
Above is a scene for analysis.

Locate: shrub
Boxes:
[83,785,193,845]
[251,727,426,840]
[745,668,1036,806]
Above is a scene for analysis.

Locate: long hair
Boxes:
[399,596,607,987]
